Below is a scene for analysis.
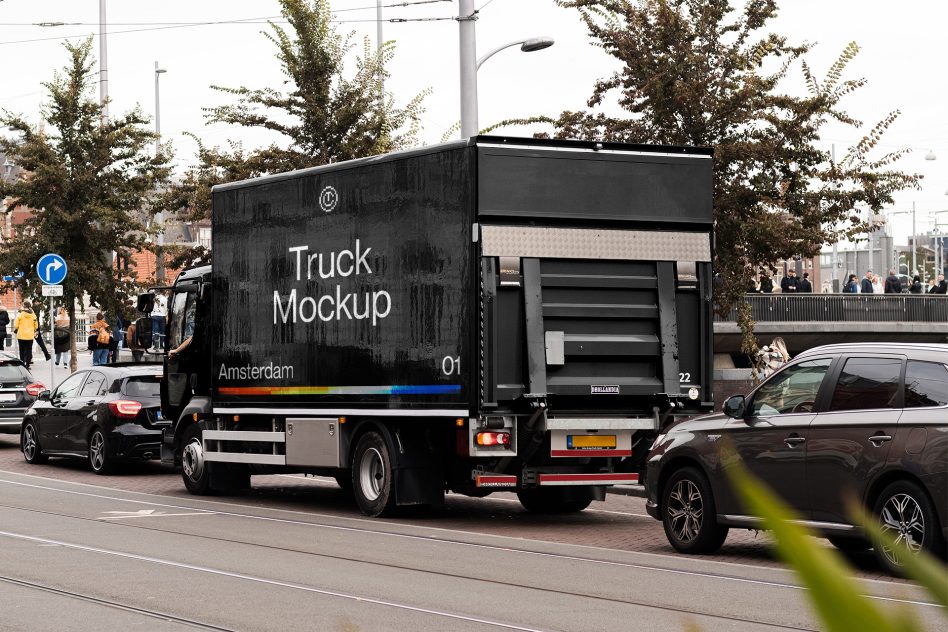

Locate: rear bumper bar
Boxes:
[473,471,639,488]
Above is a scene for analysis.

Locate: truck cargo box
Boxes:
[211,136,713,419]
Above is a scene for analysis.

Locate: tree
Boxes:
[161,0,428,269]
[495,0,917,359]
[0,39,170,371]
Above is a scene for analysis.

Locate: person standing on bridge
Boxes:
[931,274,948,294]
[909,275,923,294]
[780,268,800,293]
[799,271,813,293]
[842,274,859,293]
[884,269,902,294]
[758,270,773,294]
[860,270,874,294]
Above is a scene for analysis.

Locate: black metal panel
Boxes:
[211,148,475,408]
[477,145,713,226]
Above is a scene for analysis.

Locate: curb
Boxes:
[606,484,647,498]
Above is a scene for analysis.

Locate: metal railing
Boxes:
[715,294,948,323]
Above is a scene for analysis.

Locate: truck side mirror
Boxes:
[722,394,746,419]
[137,292,155,314]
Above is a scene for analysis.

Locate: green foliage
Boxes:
[725,446,945,632]
[495,0,918,360]
[0,39,170,369]
[161,0,429,268]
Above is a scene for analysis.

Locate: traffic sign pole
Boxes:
[49,296,54,389]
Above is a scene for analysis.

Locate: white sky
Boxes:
[1,0,944,244]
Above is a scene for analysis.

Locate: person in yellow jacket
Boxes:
[13,302,39,369]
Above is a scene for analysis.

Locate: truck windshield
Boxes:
[167,292,189,349]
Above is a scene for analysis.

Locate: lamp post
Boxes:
[458,0,554,138]
[99,0,108,122]
[154,62,166,157]
[889,205,918,276]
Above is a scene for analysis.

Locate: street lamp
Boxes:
[890,204,919,276]
[458,0,554,138]
[154,62,166,157]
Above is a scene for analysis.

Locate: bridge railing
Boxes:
[715,294,948,323]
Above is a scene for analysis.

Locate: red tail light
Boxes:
[25,383,45,397]
[475,431,511,447]
[109,400,142,419]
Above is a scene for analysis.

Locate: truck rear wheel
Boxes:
[181,425,213,495]
[517,488,593,513]
[352,431,397,517]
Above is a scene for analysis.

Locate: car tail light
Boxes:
[109,400,143,419]
[475,431,510,447]
[25,383,45,397]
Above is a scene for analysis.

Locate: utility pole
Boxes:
[459,0,478,138]
[831,144,839,290]
[911,201,917,277]
[99,0,108,123]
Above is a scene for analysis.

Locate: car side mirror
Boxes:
[723,394,746,419]
[38,390,51,401]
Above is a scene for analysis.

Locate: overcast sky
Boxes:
[0,0,944,244]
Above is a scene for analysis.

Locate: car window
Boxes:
[54,372,87,399]
[829,357,902,411]
[904,361,948,408]
[751,359,832,417]
[79,372,107,398]
[123,375,162,398]
[0,362,29,381]
[167,292,188,349]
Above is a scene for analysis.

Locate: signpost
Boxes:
[37,254,68,389]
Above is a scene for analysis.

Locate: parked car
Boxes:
[0,352,45,435]
[645,343,948,573]
[21,363,165,474]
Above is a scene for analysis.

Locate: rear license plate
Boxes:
[567,435,616,450]
[0,394,17,403]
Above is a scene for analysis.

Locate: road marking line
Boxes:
[0,529,551,632]
[0,473,920,598]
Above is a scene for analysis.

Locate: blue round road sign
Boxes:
[37,253,68,285]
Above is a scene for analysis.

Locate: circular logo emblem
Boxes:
[319,186,338,213]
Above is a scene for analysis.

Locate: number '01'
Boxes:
[442,356,461,376]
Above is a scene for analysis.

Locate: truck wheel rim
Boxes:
[90,432,105,470]
[879,493,924,566]
[359,447,384,502]
[183,438,205,481]
[22,425,36,460]
[667,479,703,543]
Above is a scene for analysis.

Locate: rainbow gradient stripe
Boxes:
[217,384,461,396]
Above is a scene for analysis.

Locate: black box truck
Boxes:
[151,136,714,516]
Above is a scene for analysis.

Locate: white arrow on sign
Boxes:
[44,259,63,284]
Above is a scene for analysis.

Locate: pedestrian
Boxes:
[108,312,125,363]
[32,309,51,363]
[756,337,791,379]
[799,271,813,293]
[0,306,9,350]
[934,274,948,295]
[883,269,902,294]
[125,318,147,363]
[909,275,923,294]
[780,268,800,293]
[842,274,859,294]
[152,293,167,351]
[758,270,774,294]
[13,302,38,369]
[53,306,71,366]
[860,270,874,294]
[89,312,111,366]
[746,276,759,293]
[871,273,883,294]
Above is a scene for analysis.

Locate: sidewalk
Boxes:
[24,347,94,390]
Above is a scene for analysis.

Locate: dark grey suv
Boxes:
[645,343,948,572]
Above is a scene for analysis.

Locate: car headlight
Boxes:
[649,433,667,451]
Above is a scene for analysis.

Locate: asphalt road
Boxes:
[0,438,942,632]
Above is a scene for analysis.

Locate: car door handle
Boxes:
[869,434,893,447]
[85,400,96,406]
[784,436,806,447]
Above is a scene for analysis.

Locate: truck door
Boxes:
[162,290,196,421]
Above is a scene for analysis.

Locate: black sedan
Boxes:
[21,363,165,474]
[0,352,45,435]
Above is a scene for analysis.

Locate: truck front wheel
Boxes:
[181,425,213,495]
[352,431,397,517]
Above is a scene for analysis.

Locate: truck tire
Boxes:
[517,488,593,513]
[352,431,397,517]
[181,425,213,495]
[661,466,728,554]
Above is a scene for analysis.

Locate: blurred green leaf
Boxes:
[723,444,912,632]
